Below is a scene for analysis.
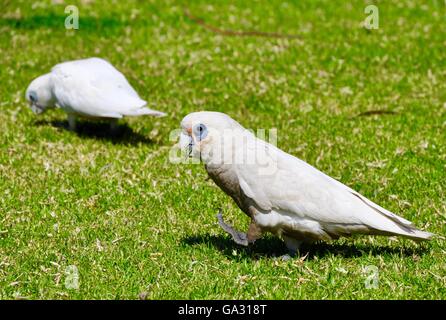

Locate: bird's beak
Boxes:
[30,103,44,115]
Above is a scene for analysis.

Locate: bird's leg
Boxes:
[67,114,77,131]
[109,118,119,133]
[247,219,262,244]
[282,235,302,256]
[216,211,249,246]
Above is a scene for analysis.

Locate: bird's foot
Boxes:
[283,235,303,256]
[109,119,119,134]
[216,211,249,246]
[276,254,293,261]
[67,114,77,131]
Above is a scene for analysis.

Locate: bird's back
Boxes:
[51,58,146,117]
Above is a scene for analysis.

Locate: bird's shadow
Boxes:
[182,233,430,260]
[34,119,155,146]
[0,14,129,33]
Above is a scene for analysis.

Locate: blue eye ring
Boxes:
[29,91,38,102]
[193,123,208,141]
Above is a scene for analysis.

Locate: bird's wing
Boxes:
[234,136,430,239]
[51,57,147,117]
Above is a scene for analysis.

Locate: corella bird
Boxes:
[25,57,166,131]
[180,111,433,253]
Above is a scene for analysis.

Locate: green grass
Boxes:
[0,0,445,299]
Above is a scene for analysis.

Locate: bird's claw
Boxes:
[216,211,249,246]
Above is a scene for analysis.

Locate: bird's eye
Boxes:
[29,91,38,102]
[193,123,208,141]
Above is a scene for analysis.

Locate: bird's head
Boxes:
[25,73,56,115]
[180,111,247,164]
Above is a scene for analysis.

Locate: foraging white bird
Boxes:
[180,111,433,252]
[25,57,166,130]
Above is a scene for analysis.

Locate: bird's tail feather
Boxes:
[401,229,434,241]
[126,107,166,117]
[325,223,434,242]
[350,192,434,241]
[351,191,413,226]
[377,227,434,241]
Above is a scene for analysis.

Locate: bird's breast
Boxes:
[205,164,252,217]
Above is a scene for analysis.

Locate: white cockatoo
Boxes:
[25,57,166,130]
[179,111,433,252]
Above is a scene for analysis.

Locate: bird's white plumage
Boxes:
[235,146,415,238]
[50,58,161,118]
[25,58,166,128]
[181,111,433,245]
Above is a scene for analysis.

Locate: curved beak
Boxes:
[30,103,44,115]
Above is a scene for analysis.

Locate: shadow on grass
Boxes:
[34,119,154,146]
[0,12,169,34]
[0,15,126,33]
[182,233,430,260]
[183,234,288,259]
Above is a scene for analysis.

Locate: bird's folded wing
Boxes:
[51,58,146,117]
[234,140,415,233]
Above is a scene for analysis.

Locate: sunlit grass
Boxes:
[0,0,445,299]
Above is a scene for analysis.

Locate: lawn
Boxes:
[0,0,445,299]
